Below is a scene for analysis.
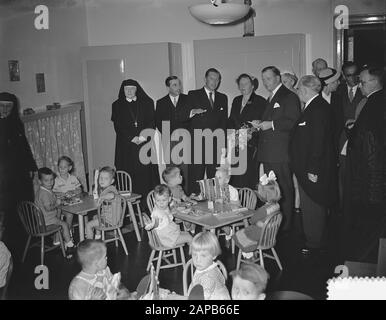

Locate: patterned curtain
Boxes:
[23,105,87,191]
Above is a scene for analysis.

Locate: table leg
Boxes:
[128,201,141,242]
[78,215,85,242]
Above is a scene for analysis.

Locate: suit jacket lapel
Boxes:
[200,87,211,110]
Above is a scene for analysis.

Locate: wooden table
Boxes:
[60,192,142,242]
[174,201,261,233]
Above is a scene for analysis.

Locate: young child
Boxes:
[144,184,192,248]
[216,165,240,242]
[162,166,197,233]
[53,156,82,229]
[0,215,11,290]
[68,239,135,300]
[233,171,281,258]
[188,231,230,300]
[230,262,269,300]
[35,168,75,253]
[85,166,119,240]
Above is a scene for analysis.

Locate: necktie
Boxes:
[173,96,177,107]
[268,92,273,102]
[209,92,214,108]
[348,87,354,102]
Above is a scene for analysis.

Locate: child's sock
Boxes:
[65,240,75,248]
[95,234,102,240]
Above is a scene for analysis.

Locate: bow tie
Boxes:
[126,97,137,102]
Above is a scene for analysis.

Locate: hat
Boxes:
[318,68,341,84]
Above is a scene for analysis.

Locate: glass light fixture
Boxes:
[189,0,251,25]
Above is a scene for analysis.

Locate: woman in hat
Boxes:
[111,79,160,208]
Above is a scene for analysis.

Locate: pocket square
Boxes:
[298,121,306,126]
[273,103,280,109]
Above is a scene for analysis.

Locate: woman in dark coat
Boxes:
[111,80,160,208]
[0,92,37,242]
[228,74,266,189]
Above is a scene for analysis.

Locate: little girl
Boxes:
[53,156,82,229]
[188,231,230,300]
[144,184,192,248]
[85,166,119,240]
[233,171,281,258]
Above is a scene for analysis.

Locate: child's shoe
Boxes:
[65,240,76,258]
[241,251,254,259]
[95,234,102,240]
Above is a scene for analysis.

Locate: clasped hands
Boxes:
[307,173,318,183]
[248,120,273,131]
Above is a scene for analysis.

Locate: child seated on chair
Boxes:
[68,239,136,300]
[0,215,11,289]
[86,166,119,240]
[144,184,192,248]
[233,171,281,258]
[230,262,269,300]
[53,156,83,230]
[216,165,240,243]
[35,168,75,254]
[162,166,197,233]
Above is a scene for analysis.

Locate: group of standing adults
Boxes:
[111,61,384,261]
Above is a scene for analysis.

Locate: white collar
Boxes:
[304,94,319,110]
[40,186,53,193]
[322,90,331,103]
[126,97,137,102]
[204,87,215,97]
[195,262,217,274]
[348,84,358,91]
[367,88,382,98]
[169,94,179,102]
[270,83,282,98]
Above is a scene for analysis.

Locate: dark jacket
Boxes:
[155,93,189,134]
[180,87,228,131]
[257,84,301,163]
[290,95,338,206]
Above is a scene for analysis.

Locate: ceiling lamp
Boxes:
[189,0,251,25]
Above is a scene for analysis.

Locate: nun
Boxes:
[111,79,160,208]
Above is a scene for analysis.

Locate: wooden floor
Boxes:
[5,211,343,300]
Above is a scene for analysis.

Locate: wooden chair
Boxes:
[236,211,283,271]
[0,256,13,300]
[268,290,314,300]
[94,195,128,255]
[146,190,156,213]
[17,201,66,265]
[116,170,144,227]
[182,258,228,296]
[142,212,186,279]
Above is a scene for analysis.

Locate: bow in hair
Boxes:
[260,170,277,186]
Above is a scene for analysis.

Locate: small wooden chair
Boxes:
[236,211,283,271]
[94,195,128,255]
[116,170,144,227]
[146,190,156,213]
[182,258,228,296]
[0,256,13,300]
[17,201,66,265]
[142,212,186,278]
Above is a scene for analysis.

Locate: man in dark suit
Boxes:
[180,68,228,194]
[155,76,189,188]
[290,75,338,254]
[255,66,301,232]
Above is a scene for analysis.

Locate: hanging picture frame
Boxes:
[8,60,20,81]
[36,73,46,93]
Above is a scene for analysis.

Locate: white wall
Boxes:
[0,4,88,110]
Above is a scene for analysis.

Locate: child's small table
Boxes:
[60,192,142,242]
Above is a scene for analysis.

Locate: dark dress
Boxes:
[111,80,160,208]
[228,93,266,189]
[342,89,386,262]
[0,92,37,243]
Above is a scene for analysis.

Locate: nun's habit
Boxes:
[111,80,160,207]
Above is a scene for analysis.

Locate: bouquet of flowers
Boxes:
[227,121,259,151]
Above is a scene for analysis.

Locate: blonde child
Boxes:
[35,167,75,254]
[53,156,82,229]
[233,171,281,258]
[162,166,197,233]
[230,263,269,300]
[144,184,192,248]
[216,166,240,242]
[68,239,135,300]
[85,166,119,240]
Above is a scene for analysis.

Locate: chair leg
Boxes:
[40,236,45,266]
[236,249,241,270]
[156,250,163,277]
[58,231,66,258]
[179,247,186,267]
[172,249,177,264]
[271,248,283,270]
[114,230,118,247]
[135,203,144,228]
[117,229,128,255]
[147,250,156,271]
[259,249,264,269]
[102,231,105,241]
[22,236,31,263]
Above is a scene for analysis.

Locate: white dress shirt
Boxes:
[269,83,282,101]
[204,86,215,103]
[347,84,358,98]
[321,91,331,104]
[169,94,179,107]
